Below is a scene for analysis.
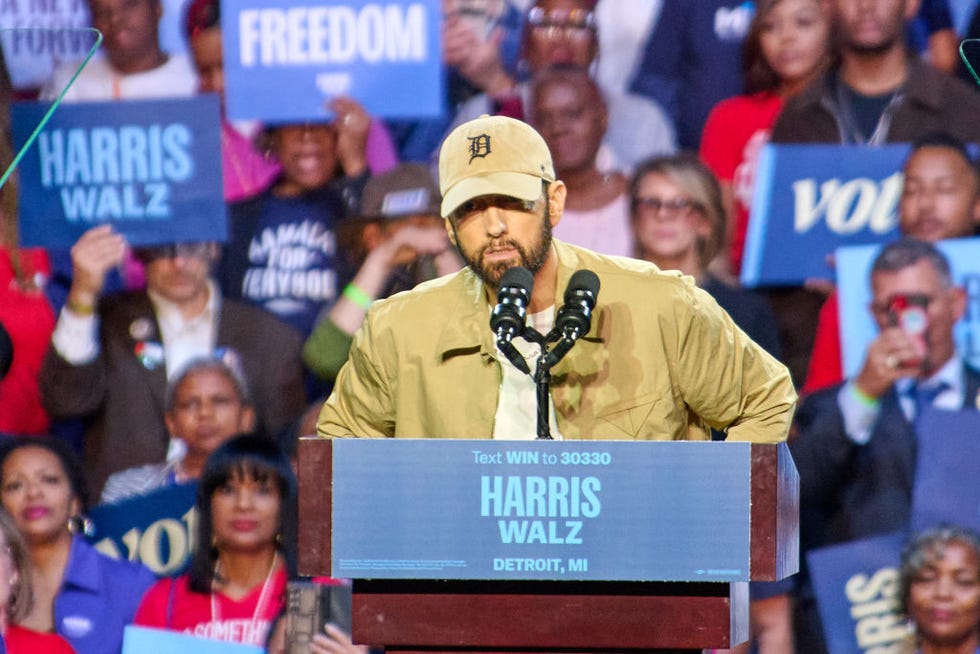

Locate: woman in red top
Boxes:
[134,435,295,647]
[0,511,75,653]
[699,0,832,276]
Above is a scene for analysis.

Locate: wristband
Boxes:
[342,283,372,310]
[66,297,96,316]
[850,383,879,408]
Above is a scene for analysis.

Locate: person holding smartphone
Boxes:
[791,237,979,653]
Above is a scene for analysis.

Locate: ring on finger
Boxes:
[885,355,898,369]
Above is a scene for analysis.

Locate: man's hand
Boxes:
[442,13,514,96]
[309,623,370,654]
[329,97,370,179]
[381,225,453,267]
[853,326,927,398]
[67,225,127,313]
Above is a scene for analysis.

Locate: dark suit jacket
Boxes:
[791,367,980,653]
[792,365,980,549]
[39,289,306,495]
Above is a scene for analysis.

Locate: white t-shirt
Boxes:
[492,307,563,440]
[40,53,197,101]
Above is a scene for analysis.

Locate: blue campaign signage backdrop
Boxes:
[11,96,226,249]
[808,532,910,654]
[911,409,980,534]
[837,237,980,378]
[222,0,443,123]
[741,144,908,287]
[89,483,198,579]
[331,439,753,581]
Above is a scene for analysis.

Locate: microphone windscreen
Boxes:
[565,270,600,301]
[499,266,534,295]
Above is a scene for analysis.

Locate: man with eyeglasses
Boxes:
[317,114,795,444]
[39,225,306,497]
[791,237,979,652]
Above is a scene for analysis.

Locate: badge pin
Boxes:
[129,318,155,341]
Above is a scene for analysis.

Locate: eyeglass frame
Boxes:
[526,6,597,40]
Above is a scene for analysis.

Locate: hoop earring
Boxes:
[67,515,95,538]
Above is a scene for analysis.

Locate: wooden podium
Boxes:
[298,439,798,653]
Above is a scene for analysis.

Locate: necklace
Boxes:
[210,550,279,643]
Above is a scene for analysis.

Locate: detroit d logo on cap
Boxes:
[468,134,492,163]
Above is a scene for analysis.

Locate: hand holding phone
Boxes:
[887,294,928,367]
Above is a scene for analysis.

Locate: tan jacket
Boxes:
[317,240,796,442]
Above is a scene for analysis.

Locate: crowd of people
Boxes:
[2,0,980,652]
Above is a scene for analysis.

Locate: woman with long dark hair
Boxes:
[134,435,296,646]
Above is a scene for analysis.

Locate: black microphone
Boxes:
[490,267,534,374]
[555,270,600,341]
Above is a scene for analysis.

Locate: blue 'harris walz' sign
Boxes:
[222,0,443,123]
[11,95,226,250]
[741,143,909,287]
[331,440,753,582]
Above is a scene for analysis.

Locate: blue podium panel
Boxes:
[330,440,752,582]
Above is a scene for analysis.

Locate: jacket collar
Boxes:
[62,536,103,594]
[433,240,605,366]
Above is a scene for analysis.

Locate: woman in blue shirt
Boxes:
[0,438,155,654]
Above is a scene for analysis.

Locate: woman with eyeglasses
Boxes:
[447,0,675,171]
[0,438,155,654]
[630,154,781,358]
[898,525,980,654]
[0,510,75,653]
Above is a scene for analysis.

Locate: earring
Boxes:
[66,515,95,538]
[275,533,283,547]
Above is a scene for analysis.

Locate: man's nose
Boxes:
[482,206,508,237]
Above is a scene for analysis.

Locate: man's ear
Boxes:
[547,181,567,228]
[444,218,458,247]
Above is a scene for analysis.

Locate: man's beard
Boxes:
[452,208,554,290]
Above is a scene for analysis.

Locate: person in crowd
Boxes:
[530,66,633,257]
[804,132,980,394]
[317,114,796,442]
[303,163,462,383]
[898,525,980,654]
[181,0,398,202]
[133,435,294,647]
[41,0,196,102]
[629,154,781,358]
[0,510,75,653]
[629,0,754,150]
[0,438,155,654]
[448,0,676,171]
[218,104,373,339]
[99,356,257,504]
[772,0,980,145]
[629,153,787,653]
[700,0,833,276]
[38,226,306,497]
[767,0,980,387]
[0,60,55,438]
[792,238,980,653]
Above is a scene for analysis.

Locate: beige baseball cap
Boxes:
[438,114,555,218]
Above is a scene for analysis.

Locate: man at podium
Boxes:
[317,114,796,442]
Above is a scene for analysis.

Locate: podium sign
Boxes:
[331,439,752,581]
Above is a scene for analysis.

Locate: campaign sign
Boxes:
[837,237,980,378]
[222,0,443,123]
[741,144,908,287]
[123,626,262,654]
[331,440,753,581]
[911,409,980,534]
[808,532,910,654]
[89,483,198,579]
[11,96,226,249]
[0,9,94,91]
